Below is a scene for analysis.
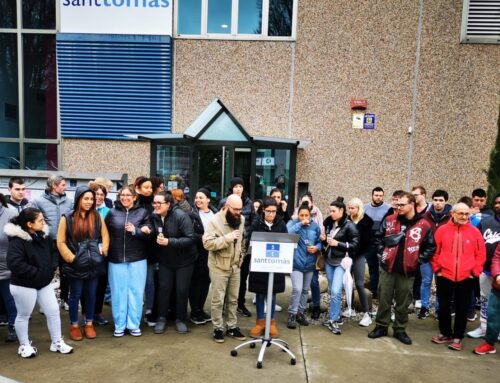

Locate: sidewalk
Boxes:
[0,284,498,383]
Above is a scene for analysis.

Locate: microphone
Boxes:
[229,220,240,245]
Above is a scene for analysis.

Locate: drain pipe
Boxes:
[406,0,425,190]
[288,42,296,139]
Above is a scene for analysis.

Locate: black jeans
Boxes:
[238,253,251,307]
[189,255,210,315]
[157,263,194,322]
[436,276,474,339]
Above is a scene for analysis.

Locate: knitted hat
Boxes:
[197,187,211,199]
[230,177,244,189]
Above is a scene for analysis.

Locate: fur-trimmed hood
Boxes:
[3,223,50,242]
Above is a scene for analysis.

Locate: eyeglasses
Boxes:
[454,212,470,217]
[152,202,168,206]
[396,203,409,208]
[264,210,277,214]
[228,206,243,213]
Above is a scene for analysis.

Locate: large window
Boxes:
[176,0,297,40]
[0,0,58,170]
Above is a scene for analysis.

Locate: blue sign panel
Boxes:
[363,113,376,130]
[266,243,280,258]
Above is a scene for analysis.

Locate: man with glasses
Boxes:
[368,192,435,345]
[411,186,430,217]
[203,194,247,343]
[430,203,486,351]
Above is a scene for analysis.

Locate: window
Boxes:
[460,0,500,44]
[0,0,58,170]
[176,0,297,40]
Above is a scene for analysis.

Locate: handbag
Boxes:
[315,251,326,271]
[61,215,105,279]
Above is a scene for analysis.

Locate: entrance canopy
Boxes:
[130,99,309,208]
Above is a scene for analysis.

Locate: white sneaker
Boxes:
[18,341,37,358]
[275,304,282,312]
[50,338,73,354]
[252,294,256,304]
[415,300,422,309]
[342,308,355,318]
[467,326,486,339]
[359,312,373,327]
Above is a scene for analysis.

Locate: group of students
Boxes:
[0,175,499,358]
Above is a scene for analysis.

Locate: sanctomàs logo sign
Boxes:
[60,0,172,35]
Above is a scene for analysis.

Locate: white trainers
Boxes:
[415,300,422,309]
[18,341,37,358]
[359,312,373,327]
[275,304,283,312]
[342,308,355,318]
[467,326,486,339]
[50,338,73,354]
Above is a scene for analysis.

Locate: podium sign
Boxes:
[249,232,298,274]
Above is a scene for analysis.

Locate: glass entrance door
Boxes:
[194,146,253,207]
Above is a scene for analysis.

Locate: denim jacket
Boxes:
[286,219,322,272]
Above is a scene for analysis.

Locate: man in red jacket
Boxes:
[473,242,500,355]
[431,203,486,351]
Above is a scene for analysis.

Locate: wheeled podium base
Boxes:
[230,335,296,369]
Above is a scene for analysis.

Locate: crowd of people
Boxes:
[0,175,499,359]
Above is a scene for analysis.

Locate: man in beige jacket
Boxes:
[203,194,247,343]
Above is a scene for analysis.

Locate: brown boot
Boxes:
[84,323,96,339]
[249,319,265,338]
[270,320,279,338]
[70,324,83,341]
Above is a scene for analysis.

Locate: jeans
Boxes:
[310,270,320,307]
[352,255,369,313]
[109,260,147,332]
[420,262,433,310]
[479,272,493,324]
[256,293,276,320]
[288,270,313,315]
[0,279,17,327]
[485,289,500,345]
[69,277,98,324]
[157,263,194,322]
[10,283,62,345]
[436,276,474,339]
[365,246,379,297]
[325,263,345,321]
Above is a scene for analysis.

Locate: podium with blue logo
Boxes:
[230,231,299,369]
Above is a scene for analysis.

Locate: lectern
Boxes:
[230,232,299,369]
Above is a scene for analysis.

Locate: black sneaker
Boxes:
[227,327,246,341]
[337,317,344,326]
[311,306,320,320]
[368,325,388,339]
[324,320,341,335]
[213,329,225,343]
[417,308,430,320]
[200,311,212,322]
[145,312,156,327]
[190,313,206,325]
[296,312,309,326]
[237,305,252,317]
[287,314,297,329]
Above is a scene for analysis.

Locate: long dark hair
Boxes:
[11,208,42,232]
[72,190,98,242]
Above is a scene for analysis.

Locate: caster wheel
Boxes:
[290,358,296,365]
[230,350,237,357]
[257,362,263,369]
[250,343,256,349]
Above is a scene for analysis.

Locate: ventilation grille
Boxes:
[57,34,172,139]
[461,0,500,43]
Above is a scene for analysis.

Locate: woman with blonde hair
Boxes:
[347,197,374,327]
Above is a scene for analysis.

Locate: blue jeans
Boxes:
[325,263,345,321]
[109,260,147,332]
[420,262,433,310]
[256,293,276,320]
[69,277,98,324]
[0,279,17,326]
[310,270,320,307]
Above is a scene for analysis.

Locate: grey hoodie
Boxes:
[0,205,18,280]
